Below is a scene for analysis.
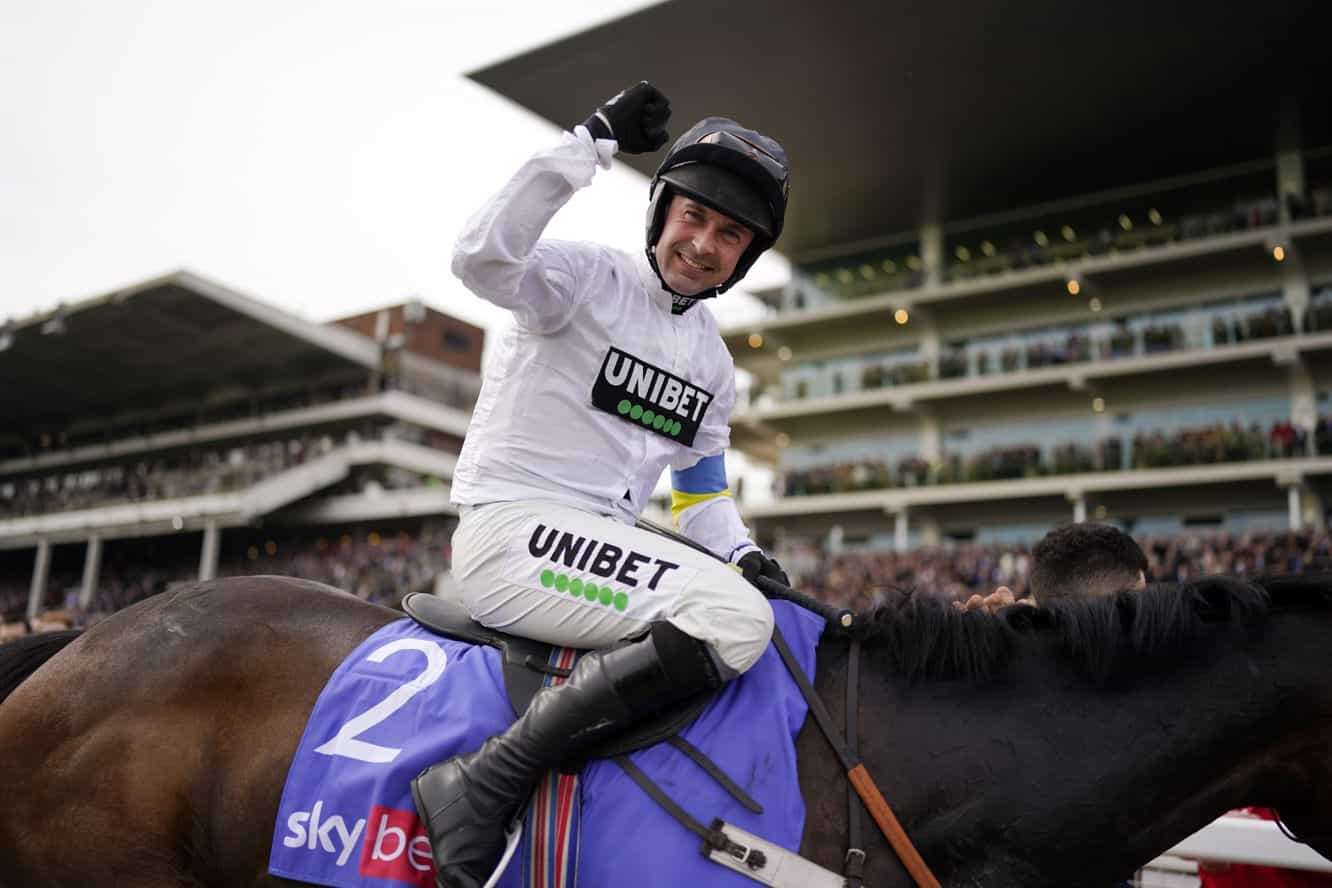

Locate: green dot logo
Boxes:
[613,592,629,611]
[540,569,555,588]
[641,409,655,425]
[629,405,644,420]
[669,421,682,436]
[598,587,614,606]
[583,586,598,602]
[652,415,666,430]
[617,399,632,415]
[569,578,583,596]
[554,574,569,592]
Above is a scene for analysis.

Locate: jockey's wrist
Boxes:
[728,542,760,565]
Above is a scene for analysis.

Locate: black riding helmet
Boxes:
[645,117,790,298]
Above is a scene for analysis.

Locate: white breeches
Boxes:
[450,500,774,675]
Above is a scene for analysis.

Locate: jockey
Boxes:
[411,82,792,888]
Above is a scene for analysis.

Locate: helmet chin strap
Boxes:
[644,244,720,315]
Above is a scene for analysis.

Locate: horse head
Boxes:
[799,575,1332,886]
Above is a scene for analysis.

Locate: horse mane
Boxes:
[830,573,1332,685]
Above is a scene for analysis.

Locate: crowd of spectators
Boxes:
[0,381,370,463]
[6,523,1332,657]
[217,525,452,608]
[778,418,1331,497]
[799,182,1331,305]
[3,369,479,470]
[0,582,28,625]
[0,424,410,519]
[1128,421,1309,468]
[0,523,455,637]
[86,566,191,616]
[790,295,1309,402]
[942,192,1293,284]
[385,372,481,413]
[788,528,1332,612]
[954,301,1299,378]
[791,541,1034,611]
[0,437,325,518]
[0,476,444,625]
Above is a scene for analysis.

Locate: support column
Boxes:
[198,519,220,582]
[1281,259,1311,335]
[920,222,945,288]
[1275,143,1311,331]
[27,538,51,621]
[914,309,942,381]
[1288,485,1303,531]
[1302,486,1326,531]
[1288,358,1317,454]
[918,409,942,464]
[783,277,801,312]
[1072,495,1087,524]
[917,515,941,548]
[78,534,102,612]
[894,510,910,553]
[1276,148,1306,224]
[825,524,844,557]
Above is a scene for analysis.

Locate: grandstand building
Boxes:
[0,270,481,627]
[469,0,1332,553]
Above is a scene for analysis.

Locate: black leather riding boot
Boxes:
[411,621,722,888]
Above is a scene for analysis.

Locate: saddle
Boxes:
[401,591,713,762]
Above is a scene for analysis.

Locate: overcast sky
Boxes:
[1,0,782,498]
[0,0,785,335]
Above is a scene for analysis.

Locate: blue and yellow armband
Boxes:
[670,453,731,524]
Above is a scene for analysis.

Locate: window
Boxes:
[442,329,471,352]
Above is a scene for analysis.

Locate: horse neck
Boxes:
[820,606,1332,887]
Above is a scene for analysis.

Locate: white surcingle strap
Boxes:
[704,822,845,887]
[612,754,839,887]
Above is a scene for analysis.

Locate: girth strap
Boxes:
[614,755,768,871]
[630,517,936,885]
[770,626,941,888]
[666,735,763,814]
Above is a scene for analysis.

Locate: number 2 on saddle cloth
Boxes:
[267,597,825,888]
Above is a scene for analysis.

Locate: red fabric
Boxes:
[1198,810,1332,887]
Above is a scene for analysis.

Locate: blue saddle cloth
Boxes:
[268,600,824,887]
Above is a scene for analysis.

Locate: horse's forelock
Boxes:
[837,575,1317,683]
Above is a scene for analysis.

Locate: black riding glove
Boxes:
[737,550,790,590]
[581,81,671,154]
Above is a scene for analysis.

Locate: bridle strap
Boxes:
[1268,808,1330,846]
[845,636,866,887]
[627,518,933,882]
[770,627,941,888]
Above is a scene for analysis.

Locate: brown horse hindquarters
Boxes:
[0,576,396,888]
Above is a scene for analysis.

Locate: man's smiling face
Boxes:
[653,194,755,296]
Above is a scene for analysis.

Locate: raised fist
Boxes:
[581,81,671,154]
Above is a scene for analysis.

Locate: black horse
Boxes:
[0,573,1329,886]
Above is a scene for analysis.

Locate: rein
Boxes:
[1269,808,1330,847]
[766,601,942,888]
[633,518,941,886]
